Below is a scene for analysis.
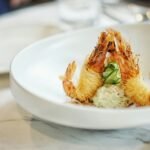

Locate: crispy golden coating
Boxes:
[109,29,150,106]
[61,32,113,103]
[61,28,150,106]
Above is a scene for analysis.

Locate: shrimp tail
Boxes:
[61,31,112,102]
[62,61,77,99]
[108,29,150,106]
[87,32,114,73]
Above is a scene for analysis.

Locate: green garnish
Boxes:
[102,62,121,84]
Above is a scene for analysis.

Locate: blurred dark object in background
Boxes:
[0,0,10,14]
[0,0,54,15]
[126,0,150,7]
[31,0,54,5]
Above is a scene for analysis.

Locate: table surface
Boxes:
[1,75,150,150]
[0,2,150,150]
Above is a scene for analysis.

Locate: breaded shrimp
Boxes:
[61,32,113,103]
[109,29,150,106]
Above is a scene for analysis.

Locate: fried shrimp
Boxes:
[61,32,113,103]
[109,29,150,106]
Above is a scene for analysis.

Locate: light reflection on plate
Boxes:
[11,24,150,129]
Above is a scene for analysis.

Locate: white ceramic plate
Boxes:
[10,24,150,129]
[0,22,61,73]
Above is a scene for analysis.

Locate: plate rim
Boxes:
[10,72,150,129]
[10,23,150,113]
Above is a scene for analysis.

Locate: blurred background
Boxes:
[0,0,150,73]
[0,0,52,14]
